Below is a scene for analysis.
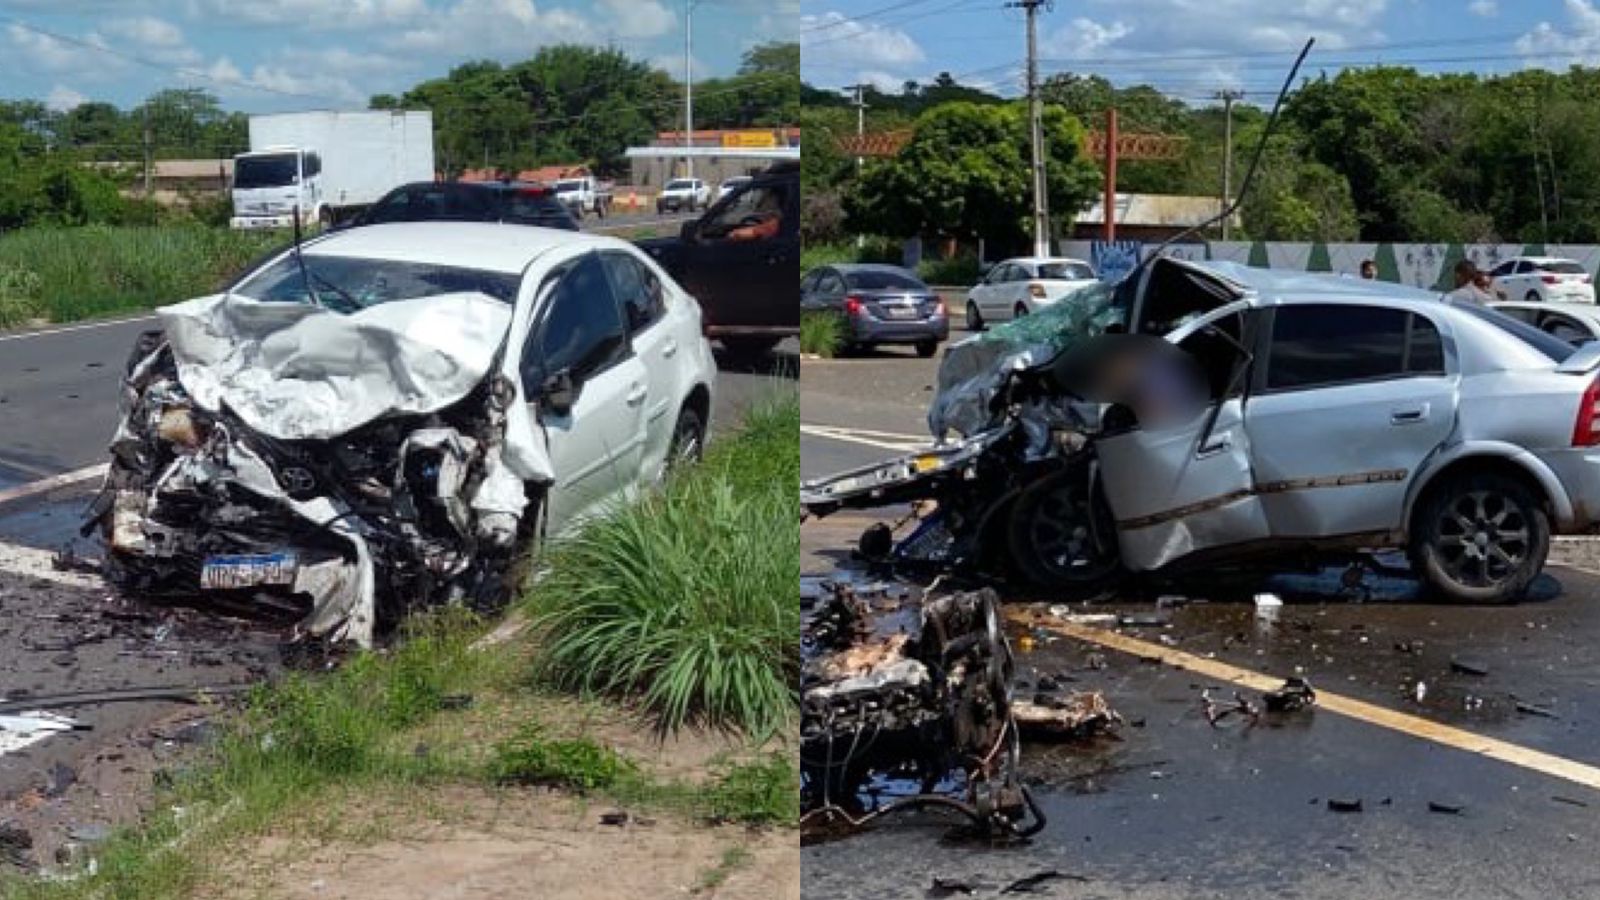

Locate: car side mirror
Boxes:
[540,369,579,415]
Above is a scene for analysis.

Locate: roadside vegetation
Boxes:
[0,226,283,326]
[1,395,800,898]
[800,311,845,357]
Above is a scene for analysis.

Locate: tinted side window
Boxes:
[523,254,628,391]
[1405,313,1445,375]
[305,153,322,177]
[817,271,845,296]
[1266,305,1410,391]
[602,252,666,334]
[800,270,821,293]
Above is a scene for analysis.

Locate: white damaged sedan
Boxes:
[85,223,718,646]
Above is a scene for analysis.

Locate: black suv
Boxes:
[637,161,798,359]
[347,181,580,230]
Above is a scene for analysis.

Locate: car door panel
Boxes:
[1097,398,1269,571]
[603,252,678,477]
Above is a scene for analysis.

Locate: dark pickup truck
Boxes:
[637,161,798,359]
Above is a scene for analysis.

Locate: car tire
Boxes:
[914,339,938,358]
[1007,464,1124,597]
[1014,302,1030,319]
[965,301,985,332]
[667,405,706,472]
[1527,290,1542,303]
[1411,471,1549,604]
[317,207,334,230]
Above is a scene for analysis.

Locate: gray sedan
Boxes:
[801,263,949,357]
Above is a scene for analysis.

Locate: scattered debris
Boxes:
[1253,593,1283,621]
[66,824,111,843]
[1201,689,1260,728]
[1427,801,1464,816]
[598,811,654,828]
[1011,691,1122,740]
[1450,658,1490,677]
[1326,798,1363,813]
[43,763,75,799]
[1514,701,1559,720]
[1262,677,1317,713]
[1553,795,1589,808]
[1000,870,1089,894]
[0,822,32,869]
[1119,612,1169,628]
[927,877,980,897]
[1414,681,1428,704]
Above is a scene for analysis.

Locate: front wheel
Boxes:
[915,339,938,358]
[1411,472,1549,603]
[1007,466,1124,596]
[1527,290,1542,303]
[667,405,706,472]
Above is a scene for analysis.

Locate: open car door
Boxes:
[1093,303,1268,571]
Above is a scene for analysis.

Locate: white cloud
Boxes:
[45,85,87,111]
[185,0,428,29]
[1469,0,1498,16]
[650,53,710,80]
[96,16,201,66]
[390,0,595,55]
[598,0,675,39]
[1516,0,1600,68]
[5,23,107,72]
[1051,17,1133,57]
[800,11,925,87]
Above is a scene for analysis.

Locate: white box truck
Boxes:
[230,110,434,230]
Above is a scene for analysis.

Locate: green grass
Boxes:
[487,723,637,792]
[0,225,285,325]
[799,310,845,357]
[526,392,800,737]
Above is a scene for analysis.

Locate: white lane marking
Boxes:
[0,463,108,508]
[0,314,158,344]
[0,540,102,589]
[800,423,930,453]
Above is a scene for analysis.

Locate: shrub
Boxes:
[799,311,844,357]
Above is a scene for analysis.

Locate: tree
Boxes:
[844,101,1101,247]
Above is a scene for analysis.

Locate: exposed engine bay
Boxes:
[82,290,555,647]
[800,580,1045,840]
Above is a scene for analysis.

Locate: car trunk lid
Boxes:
[857,289,938,320]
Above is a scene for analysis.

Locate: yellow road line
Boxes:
[1018,610,1600,794]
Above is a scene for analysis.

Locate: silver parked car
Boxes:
[804,258,1600,604]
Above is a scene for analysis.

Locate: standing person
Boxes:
[1359,259,1377,280]
[1443,259,1494,305]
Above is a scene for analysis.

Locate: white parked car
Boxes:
[89,223,718,646]
[1488,256,1595,304]
[964,256,1097,330]
[716,176,752,201]
[1491,299,1600,345]
[657,178,710,214]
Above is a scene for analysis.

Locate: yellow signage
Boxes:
[721,131,777,148]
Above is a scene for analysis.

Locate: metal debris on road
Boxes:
[1428,801,1465,815]
[1201,689,1260,728]
[1327,798,1364,813]
[1000,870,1090,893]
[1450,657,1491,677]
[1262,676,1317,713]
[1011,691,1122,740]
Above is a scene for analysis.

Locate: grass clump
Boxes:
[799,310,845,357]
[0,262,44,328]
[486,724,635,792]
[527,393,800,736]
[0,225,285,324]
[702,754,798,825]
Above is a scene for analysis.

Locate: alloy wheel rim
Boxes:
[1434,489,1530,587]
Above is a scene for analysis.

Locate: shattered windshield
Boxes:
[234,253,522,311]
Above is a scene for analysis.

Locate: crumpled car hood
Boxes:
[159,291,512,441]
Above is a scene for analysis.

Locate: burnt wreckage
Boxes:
[82,290,548,647]
[801,580,1045,838]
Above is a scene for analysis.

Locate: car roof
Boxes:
[1179,259,1444,306]
[1492,299,1600,318]
[392,180,551,194]
[1505,255,1581,264]
[304,222,620,274]
[1003,256,1092,267]
[831,263,919,276]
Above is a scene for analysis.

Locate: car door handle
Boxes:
[1390,404,1429,424]
[626,384,648,406]
[661,338,678,358]
[1197,433,1232,458]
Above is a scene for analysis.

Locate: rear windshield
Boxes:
[365,185,497,224]
[1038,262,1095,280]
[1538,260,1587,275]
[665,180,694,190]
[236,253,521,311]
[554,180,583,191]
[845,270,925,291]
[1451,301,1577,362]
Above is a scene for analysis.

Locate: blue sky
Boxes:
[801,0,1600,104]
[0,0,795,113]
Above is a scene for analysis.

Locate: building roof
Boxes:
[1074,193,1239,228]
[456,164,590,184]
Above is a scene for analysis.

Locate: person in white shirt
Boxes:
[1443,259,1494,306]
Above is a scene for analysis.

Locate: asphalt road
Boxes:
[801,328,1600,899]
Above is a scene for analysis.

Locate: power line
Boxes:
[800,0,947,34]
[803,0,993,51]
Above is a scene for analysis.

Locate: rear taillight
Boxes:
[1574,379,1600,446]
[844,296,864,316]
[1028,283,1046,299]
[933,299,947,316]
[1542,274,1560,285]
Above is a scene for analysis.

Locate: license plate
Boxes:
[883,305,918,319]
[200,552,298,590]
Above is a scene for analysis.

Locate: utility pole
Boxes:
[1214,89,1243,240]
[684,0,698,182]
[142,106,153,198]
[846,83,869,249]
[1008,0,1050,257]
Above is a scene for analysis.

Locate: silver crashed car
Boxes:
[84,223,718,646]
[803,257,1600,604]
